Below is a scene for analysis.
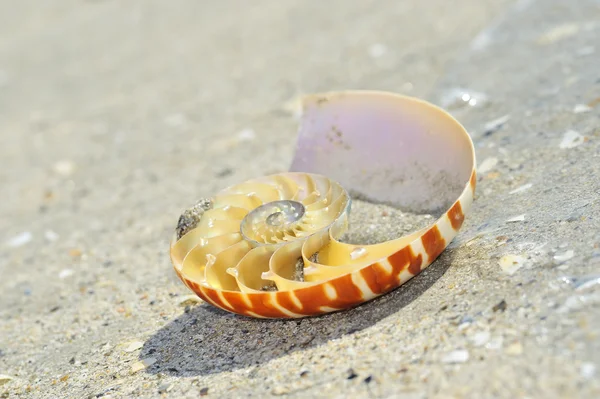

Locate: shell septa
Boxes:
[213,193,263,210]
[263,239,317,291]
[201,206,249,221]
[192,218,241,239]
[300,217,430,282]
[272,174,300,200]
[304,183,332,211]
[205,240,251,291]
[180,232,242,284]
[171,229,208,269]
[229,246,277,293]
[221,181,281,203]
[298,173,318,203]
[226,267,238,277]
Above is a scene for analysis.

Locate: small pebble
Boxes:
[470,331,491,347]
[499,254,526,275]
[177,294,203,306]
[560,130,585,149]
[53,160,76,176]
[368,43,387,58]
[58,269,74,279]
[483,114,510,135]
[6,232,32,248]
[575,275,600,292]
[554,250,574,262]
[131,357,156,373]
[271,386,290,395]
[537,23,580,45]
[45,230,59,242]
[123,341,144,353]
[0,374,13,385]
[573,104,592,113]
[99,342,111,352]
[505,341,523,355]
[458,321,472,331]
[470,30,492,51]
[492,300,507,312]
[69,248,83,258]
[200,387,209,396]
[441,350,469,364]
[158,382,174,393]
[237,128,256,142]
[558,293,600,313]
[580,362,596,379]
[478,157,498,174]
[215,168,233,178]
[347,369,358,380]
[506,214,525,222]
[485,336,504,350]
[509,184,532,194]
[93,386,118,397]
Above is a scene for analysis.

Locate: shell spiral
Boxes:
[171,173,354,296]
[170,90,477,319]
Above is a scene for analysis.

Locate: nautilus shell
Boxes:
[170,91,476,319]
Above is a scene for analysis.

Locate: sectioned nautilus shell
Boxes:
[170,90,476,319]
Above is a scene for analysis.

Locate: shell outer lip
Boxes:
[290,89,476,213]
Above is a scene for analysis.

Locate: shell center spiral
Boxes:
[241,200,306,245]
